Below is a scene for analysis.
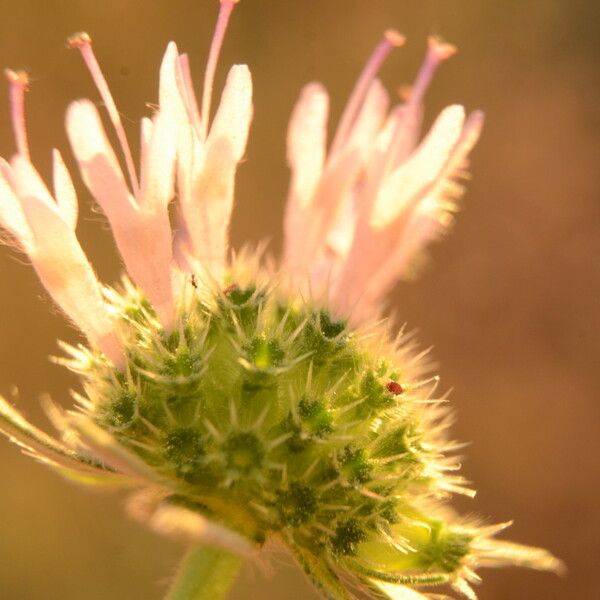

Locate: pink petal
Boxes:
[67,101,175,329]
[332,105,469,318]
[159,42,192,130]
[286,82,329,211]
[323,196,357,261]
[52,149,78,230]
[139,110,176,211]
[158,42,205,224]
[66,100,136,220]
[173,125,205,269]
[285,81,389,281]
[10,154,57,211]
[139,117,154,180]
[340,79,389,158]
[371,104,466,228]
[179,65,253,278]
[376,101,424,177]
[172,116,205,276]
[206,64,253,162]
[183,137,239,278]
[0,164,31,247]
[365,110,486,300]
[284,83,329,272]
[120,211,176,329]
[298,149,363,270]
[177,53,202,132]
[8,158,121,362]
[317,79,389,267]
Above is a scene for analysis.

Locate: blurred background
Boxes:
[0,0,598,598]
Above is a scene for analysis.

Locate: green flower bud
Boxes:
[40,274,555,599]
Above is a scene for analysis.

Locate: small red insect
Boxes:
[386,381,404,395]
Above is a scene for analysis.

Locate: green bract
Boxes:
[53,265,534,599]
[1,263,563,600]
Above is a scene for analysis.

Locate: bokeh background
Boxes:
[0,1,598,598]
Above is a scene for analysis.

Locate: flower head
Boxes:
[0,2,561,599]
[284,33,483,324]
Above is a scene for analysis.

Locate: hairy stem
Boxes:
[166,545,244,600]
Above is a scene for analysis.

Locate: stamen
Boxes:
[68,32,140,196]
[375,37,457,180]
[408,35,457,107]
[329,29,405,158]
[199,0,240,139]
[5,69,30,158]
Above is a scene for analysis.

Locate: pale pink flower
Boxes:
[0,1,252,367]
[0,4,563,600]
[0,70,122,363]
[285,34,484,323]
[0,1,480,365]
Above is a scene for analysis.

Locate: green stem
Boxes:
[166,545,244,600]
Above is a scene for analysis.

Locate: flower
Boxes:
[283,32,483,324]
[0,2,561,599]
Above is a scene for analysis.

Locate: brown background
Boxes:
[0,1,598,598]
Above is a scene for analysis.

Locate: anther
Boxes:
[384,29,407,47]
[5,69,30,158]
[428,35,458,61]
[4,69,29,89]
[67,31,92,48]
[67,31,140,196]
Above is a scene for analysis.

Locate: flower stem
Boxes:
[167,545,244,600]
